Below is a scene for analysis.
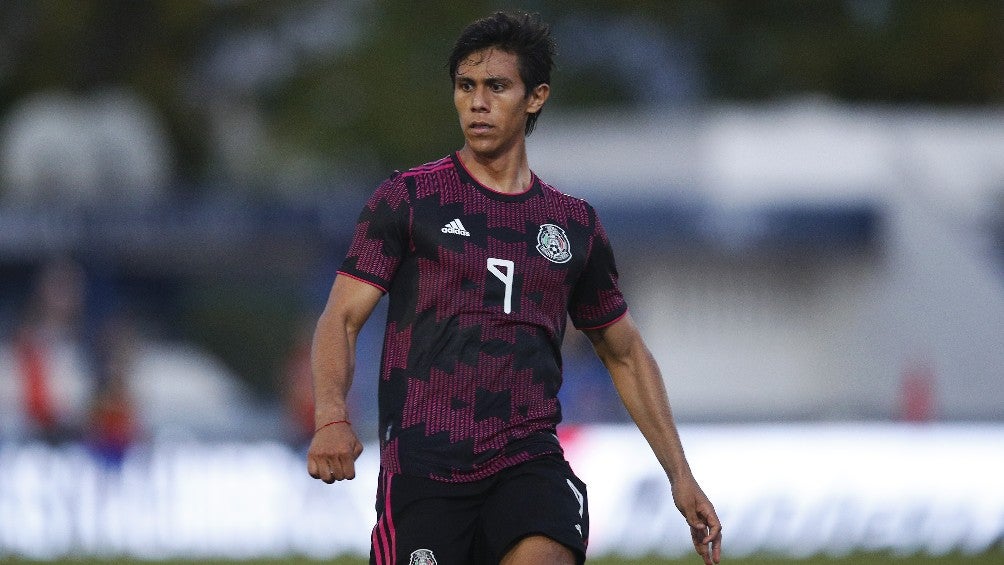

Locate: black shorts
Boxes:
[370,454,589,565]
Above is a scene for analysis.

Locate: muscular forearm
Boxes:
[311,308,357,425]
[309,275,382,426]
[306,276,379,484]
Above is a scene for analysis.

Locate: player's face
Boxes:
[454,48,548,159]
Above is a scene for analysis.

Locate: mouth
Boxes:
[468,121,494,135]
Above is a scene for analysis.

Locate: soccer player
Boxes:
[307,11,722,565]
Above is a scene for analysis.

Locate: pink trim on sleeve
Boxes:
[576,309,628,331]
[336,271,388,294]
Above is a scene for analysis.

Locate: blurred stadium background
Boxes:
[1,1,1002,562]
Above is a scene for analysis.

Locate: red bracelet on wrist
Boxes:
[315,419,351,433]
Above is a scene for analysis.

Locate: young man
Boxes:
[307,11,722,565]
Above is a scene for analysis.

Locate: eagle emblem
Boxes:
[536,223,572,264]
[409,549,438,565]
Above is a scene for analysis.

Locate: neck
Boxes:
[456,144,533,194]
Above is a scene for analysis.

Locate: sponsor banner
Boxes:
[1,424,1002,559]
[564,423,1004,558]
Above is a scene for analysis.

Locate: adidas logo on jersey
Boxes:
[441,219,470,236]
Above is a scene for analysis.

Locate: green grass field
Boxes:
[2,552,999,564]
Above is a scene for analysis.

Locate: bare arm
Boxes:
[306,275,382,483]
[583,312,722,565]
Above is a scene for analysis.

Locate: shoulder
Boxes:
[537,177,597,224]
[385,155,463,201]
[365,171,410,210]
[538,177,592,207]
[399,155,455,180]
[373,156,455,192]
[368,155,452,206]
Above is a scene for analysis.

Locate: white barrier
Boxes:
[1,424,1002,559]
[567,423,1004,558]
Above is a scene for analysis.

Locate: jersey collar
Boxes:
[451,152,541,202]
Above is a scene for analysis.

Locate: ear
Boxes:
[526,83,550,114]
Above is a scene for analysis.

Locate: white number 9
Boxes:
[487,258,514,314]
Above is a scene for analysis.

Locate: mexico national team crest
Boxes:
[536,223,572,264]
[409,549,437,565]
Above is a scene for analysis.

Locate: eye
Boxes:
[487,79,511,93]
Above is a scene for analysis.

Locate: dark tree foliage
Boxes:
[0,0,1000,184]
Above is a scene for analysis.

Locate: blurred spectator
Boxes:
[281,300,385,444]
[900,358,936,422]
[1,258,94,442]
[280,320,316,446]
[1,259,295,444]
[85,312,142,465]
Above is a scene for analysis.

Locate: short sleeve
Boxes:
[569,205,628,330]
[337,173,411,292]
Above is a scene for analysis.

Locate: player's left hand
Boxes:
[672,476,722,565]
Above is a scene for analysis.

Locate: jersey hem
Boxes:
[574,308,628,331]
[336,270,389,294]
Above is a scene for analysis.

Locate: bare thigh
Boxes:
[499,534,576,565]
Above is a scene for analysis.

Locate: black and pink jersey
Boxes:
[338,153,627,482]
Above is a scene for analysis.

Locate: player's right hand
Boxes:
[306,422,364,483]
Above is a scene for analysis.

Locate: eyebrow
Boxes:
[455,74,514,85]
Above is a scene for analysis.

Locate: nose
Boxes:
[470,85,489,112]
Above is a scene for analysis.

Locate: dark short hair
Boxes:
[448,11,556,136]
